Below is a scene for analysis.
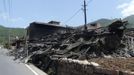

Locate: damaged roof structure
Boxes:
[27,21,74,41]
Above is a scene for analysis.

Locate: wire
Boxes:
[87,0,93,5]
[3,0,7,12]
[64,8,82,24]
[64,0,93,25]
[7,0,12,46]
[8,0,11,17]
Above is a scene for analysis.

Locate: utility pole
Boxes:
[24,29,28,57]
[8,29,11,49]
[83,0,87,31]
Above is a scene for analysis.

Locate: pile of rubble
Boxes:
[27,20,134,74]
[27,20,133,59]
[9,20,134,74]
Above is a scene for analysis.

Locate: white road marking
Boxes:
[25,64,39,75]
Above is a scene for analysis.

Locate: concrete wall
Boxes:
[31,55,134,75]
[53,58,134,75]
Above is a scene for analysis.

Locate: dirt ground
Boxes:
[88,57,134,72]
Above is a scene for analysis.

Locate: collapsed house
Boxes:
[10,20,134,75]
[27,21,74,41]
[124,28,134,50]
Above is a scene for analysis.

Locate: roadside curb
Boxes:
[25,63,48,75]
[23,55,48,75]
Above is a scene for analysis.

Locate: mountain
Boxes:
[79,15,134,28]
[0,25,26,44]
[124,15,134,28]
[87,18,112,27]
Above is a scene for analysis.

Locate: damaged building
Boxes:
[124,28,134,50]
[27,21,74,41]
[10,20,134,75]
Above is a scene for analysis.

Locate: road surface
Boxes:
[0,49,35,75]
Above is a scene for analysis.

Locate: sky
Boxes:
[0,0,134,28]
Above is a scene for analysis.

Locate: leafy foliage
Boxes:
[0,25,26,44]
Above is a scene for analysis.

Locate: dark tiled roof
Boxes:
[31,21,65,28]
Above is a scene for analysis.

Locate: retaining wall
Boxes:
[53,58,134,75]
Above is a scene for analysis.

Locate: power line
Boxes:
[87,0,93,5]
[8,0,12,47]
[3,0,7,12]
[3,0,12,47]
[8,0,12,17]
[64,8,81,24]
[64,0,93,25]
[3,0,12,17]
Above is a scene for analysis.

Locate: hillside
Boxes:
[0,25,26,44]
[79,15,134,28]
[87,18,112,27]
[124,15,134,28]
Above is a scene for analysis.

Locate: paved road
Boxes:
[0,49,35,75]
